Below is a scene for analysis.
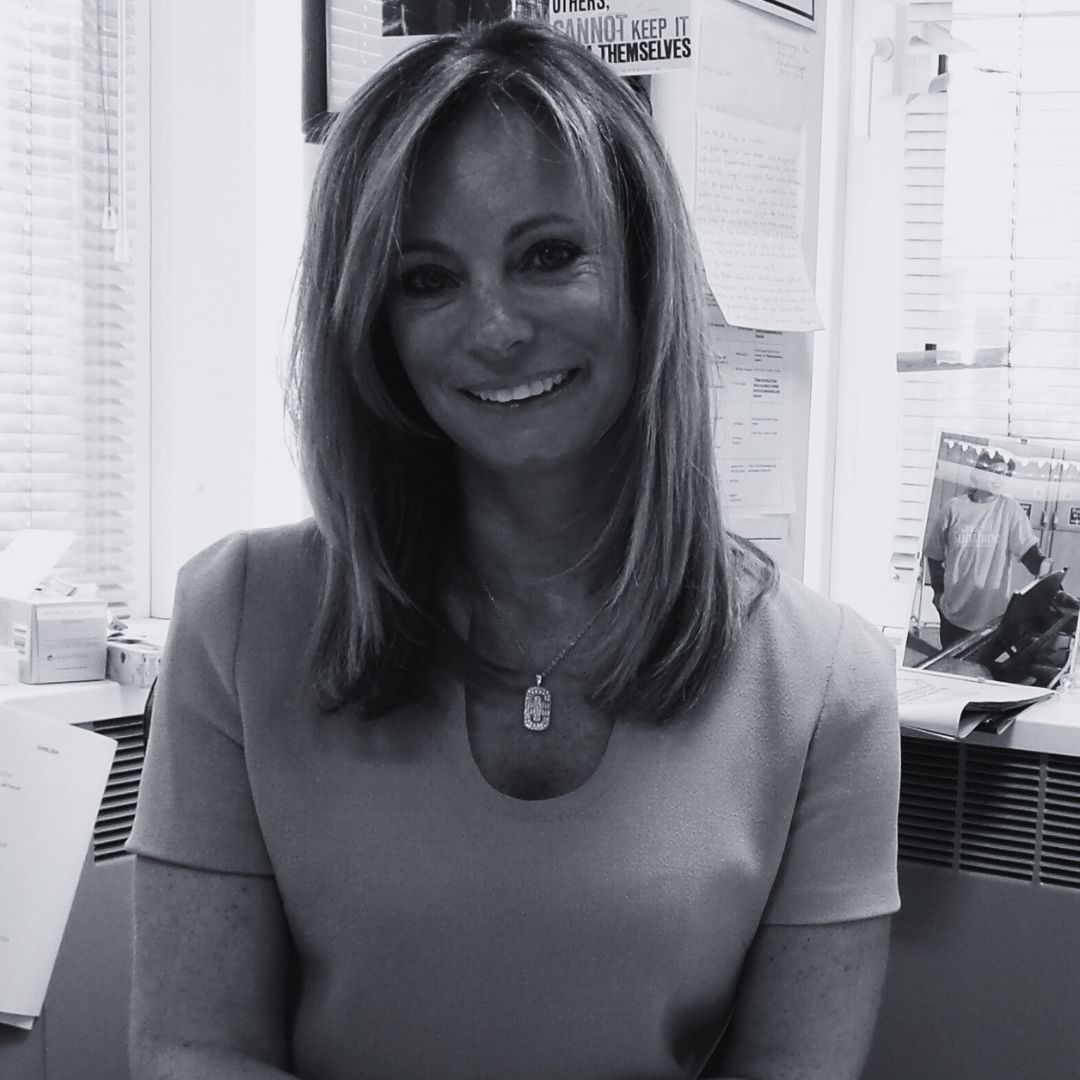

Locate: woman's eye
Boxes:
[523,240,581,273]
[399,265,455,296]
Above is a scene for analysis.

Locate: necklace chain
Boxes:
[466,552,606,731]
[477,573,605,680]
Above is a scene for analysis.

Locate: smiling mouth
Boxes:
[464,369,578,406]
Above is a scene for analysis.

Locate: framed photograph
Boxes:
[902,431,1080,690]
[301,0,333,142]
[731,0,815,32]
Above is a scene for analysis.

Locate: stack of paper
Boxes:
[898,669,1054,740]
[0,713,116,1029]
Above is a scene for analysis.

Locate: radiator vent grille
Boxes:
[897,739,959,867]
[959,746,1039,880]
[898,735,1080,889]
[1042,755,1080,888]
[87,714,146,862]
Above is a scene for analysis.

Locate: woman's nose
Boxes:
[465,285,533,360]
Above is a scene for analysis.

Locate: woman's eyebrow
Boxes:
[398,213,582,258]
[397,238,456,258]
[506,213,579,243]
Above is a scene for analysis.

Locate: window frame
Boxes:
[824,0,1080,631]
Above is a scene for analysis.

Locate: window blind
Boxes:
[894,0,1080,573]
[0,0,139,608]
[326,1,383,113]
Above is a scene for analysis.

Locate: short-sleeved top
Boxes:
[923,493,1037,631]
[127,521,901,1080]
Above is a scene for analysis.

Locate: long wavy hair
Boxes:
[285,18,776,720]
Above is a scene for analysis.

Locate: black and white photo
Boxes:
[904,431,1080,688]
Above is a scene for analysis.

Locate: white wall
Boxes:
[149,0,308,616]
[805,0,856,593]
[651,0,830,582]
[826,0,912,629]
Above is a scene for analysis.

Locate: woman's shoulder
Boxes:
[170,521,327,672]
[749,570,894,673]
[179,519,322,573]
[732,573,898,746]
[752,569,838,632]
[176,519,325,613]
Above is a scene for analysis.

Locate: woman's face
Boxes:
[384,99,638,482]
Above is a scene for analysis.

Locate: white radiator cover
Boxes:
[865,735,1080,1080]
[0,853,134,1080]
[0,715,143,1080]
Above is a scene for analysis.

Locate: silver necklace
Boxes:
[468,558,606,732]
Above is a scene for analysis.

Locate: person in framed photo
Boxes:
[924,450,1050,649]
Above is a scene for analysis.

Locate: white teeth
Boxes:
[474,371,569,404]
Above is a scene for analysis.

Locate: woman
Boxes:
[128,19,900,1080]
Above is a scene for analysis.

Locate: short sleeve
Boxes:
[1007,498,1037,558]
[126,531,273,875]
[762,607,901,925]
[922,504,949,562]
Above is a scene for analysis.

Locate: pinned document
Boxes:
[707,297,796,516]
[694,111,822,332]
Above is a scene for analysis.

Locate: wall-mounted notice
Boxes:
[697,111,805,234]
[380,2,692,75]
[697,3,813,133]
[695,110,821,332]
[707,298,796,516]
[548,0,693,75]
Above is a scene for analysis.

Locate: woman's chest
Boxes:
[462,675,616,799]
[254,700,786,1080]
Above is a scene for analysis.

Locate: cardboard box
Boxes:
[106,637,162,688]
[8,597,108,684]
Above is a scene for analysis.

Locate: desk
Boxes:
[963,682,1080,756]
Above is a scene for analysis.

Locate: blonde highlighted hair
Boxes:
[286,18,775,719]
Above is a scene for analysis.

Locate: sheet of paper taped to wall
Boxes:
[706,295,796,518]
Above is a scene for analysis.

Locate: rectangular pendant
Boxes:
[523,684,551,731]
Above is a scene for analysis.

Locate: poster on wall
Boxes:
[547,1,692,75]
[382,1,693,76]
[898,430,1080,738]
